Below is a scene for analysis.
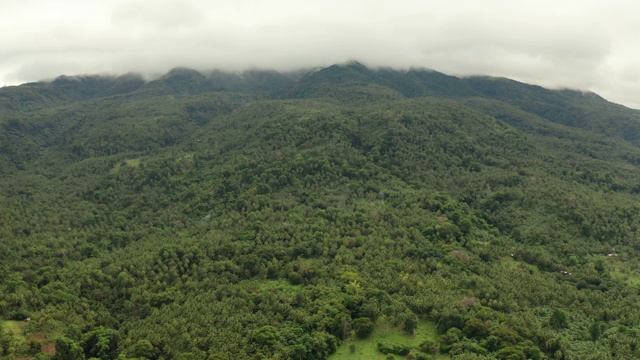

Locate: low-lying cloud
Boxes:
[2,0,639,108]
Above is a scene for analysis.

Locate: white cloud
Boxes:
[1,0,640,108]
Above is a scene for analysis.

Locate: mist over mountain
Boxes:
[2,63,640,359]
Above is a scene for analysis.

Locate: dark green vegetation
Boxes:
[3,62,640,359]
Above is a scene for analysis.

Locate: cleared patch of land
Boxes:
[1,320,56,358]
[330,319,449,360]
[109,158,142,174]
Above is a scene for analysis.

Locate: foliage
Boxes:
[377,342,410,356]
[353,318,374,339]
[3,63,640,359]
[54,337,84,360]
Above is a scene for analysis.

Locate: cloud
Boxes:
[1,0,639,108]
[110,0,204,30]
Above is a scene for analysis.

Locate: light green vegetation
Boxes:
[0,320,28,358]
[125,158,141,167]
[331,319,445,360]
[109,158,141,174]
[1,320,25,337]
[606,255,640,286]
[500,256,538,274]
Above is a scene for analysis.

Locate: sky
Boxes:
[1,0,640,108]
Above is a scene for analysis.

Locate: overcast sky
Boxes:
[2,0,640,108]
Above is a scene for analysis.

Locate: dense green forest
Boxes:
[3,62,640,359]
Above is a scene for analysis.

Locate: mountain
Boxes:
[287,63,640,145]
[0,73,146,113]
[2,63,640,359]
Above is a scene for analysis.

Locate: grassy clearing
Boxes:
[2,320,26,337]
[500,256,538,273]
[109,158,141,174]
[125,158,141,167]
[331,319,448,360]
[1,320,57,357]
[607,255,640,286]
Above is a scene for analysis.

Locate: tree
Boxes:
[404,312,419,335]
[28,339,42,355]
[0,331,14,356]
[127,340,156,359]
[594,259,605,274]
[81,327,121,360]
[495,346,526,360]
[353,317,375,338]
[253,326,279,346]
[54,336,84,360]
[550,309,569,329]
[439,327,464,353]
[463,318,489,338]
[589,321,603,341]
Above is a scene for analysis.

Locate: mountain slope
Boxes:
[0,73,146,113]
[286,63,640,146]
[2,64,640,359]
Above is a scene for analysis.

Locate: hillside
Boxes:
[2,64,640,359]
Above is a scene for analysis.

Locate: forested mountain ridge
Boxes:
[2,64,640,359]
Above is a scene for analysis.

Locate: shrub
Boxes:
[418,339,438,354]
[377,342,410,356]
